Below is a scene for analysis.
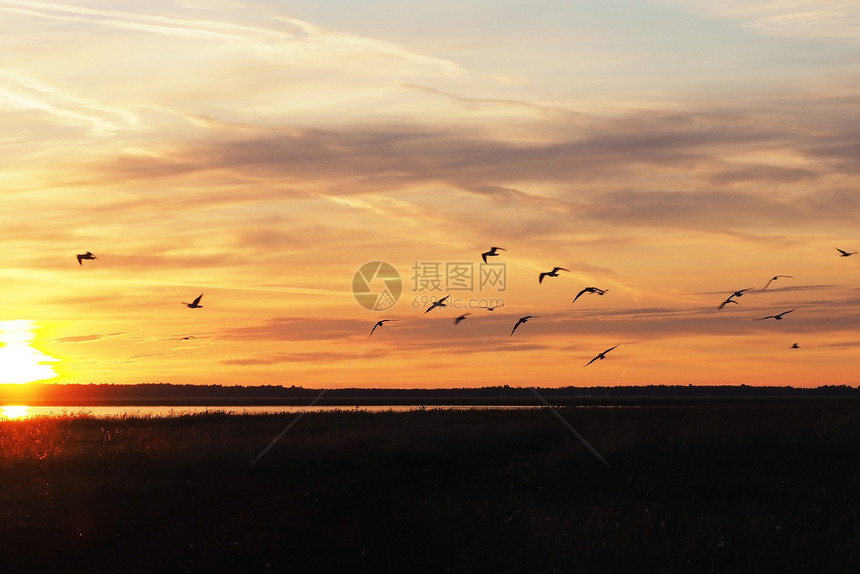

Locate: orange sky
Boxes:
[2,1,860,388]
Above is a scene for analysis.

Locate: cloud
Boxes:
[221,350,359,365]
[0,73,138,136]
[219,317,364,341]
[580,189,804,230]
[661,1,860,42]
[54,332,124,344]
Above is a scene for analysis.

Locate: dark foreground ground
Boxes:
[1,401,858,573]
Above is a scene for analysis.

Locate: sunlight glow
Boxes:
[0,405,31,419]
[0,321,58,384]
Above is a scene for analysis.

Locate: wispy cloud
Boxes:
[221,350,364,365]
[664,1,860,41]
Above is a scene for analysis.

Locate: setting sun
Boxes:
[0,321,58,384]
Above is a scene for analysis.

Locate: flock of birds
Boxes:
[75,245,858,368]
[365,245,860,367]
[360,245,631,366]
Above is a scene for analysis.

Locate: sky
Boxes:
[2,0,860,388]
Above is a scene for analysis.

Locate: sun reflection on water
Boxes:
[0,320,58,384]
[1,405,31,419]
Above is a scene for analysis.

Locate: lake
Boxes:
[0,404,543,419]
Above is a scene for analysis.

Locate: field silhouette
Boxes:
[1,401,858,573]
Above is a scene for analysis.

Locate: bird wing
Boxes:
[555,267,569,273]
[424,304,435,314]
[837,248,848,256]
[572,288,587,303]
[539,273,546,284]
[718,297,737,310]
[77,254,83,265]
[510,320,523,336]
[369,323,379,336]
[779,309,796,317]
[604,345,619,355]
[481,252,489,263]
[762,278,775,290]
[192,294,203,305]
[754,315,775,321]
[584,355,599,367]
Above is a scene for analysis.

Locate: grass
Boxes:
[1,402,859,573]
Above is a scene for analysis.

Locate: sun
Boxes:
[0,320,58,384]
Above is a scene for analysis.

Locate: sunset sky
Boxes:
[2,0,860,388]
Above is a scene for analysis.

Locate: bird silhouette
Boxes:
[584,345,619,367]
[718,288,753,310]
[480,303,505,311]
[370,319,396,337]
[76,252,98,265]
[424,295,451,314]
[754,309,795,321]
[539,267,569,284]
[178,336,196,341]
[791,343,799,349]
[572,286,608,303]
[717,296,739,310]
[481,246,506,264]
[454,313,470,324]
[510,315,537,336]
[837,248,857,257]
[762,275,793,290]
[183,294,203,308]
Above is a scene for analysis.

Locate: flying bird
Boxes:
[572,286,608,303]
[510,315,537,336]
[717,296,739,310]
[539,267,569,284]
[370,319,396,337]
[754,309,795,321]
[183,294,204,309]
[718,288,753,310]
[837,248,857,257]
[481,246,506,264]
[791,343,799,349]
[584,345,619,367]
[178,336,196,341]
[454,313,470,324]
[762,275,793,290]
[424,295,451,314]
[76,252,98,265]
[480,303,505,311]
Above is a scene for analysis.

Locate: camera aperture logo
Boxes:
[352,261,403,311]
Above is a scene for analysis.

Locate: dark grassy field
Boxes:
[1,401,859,573]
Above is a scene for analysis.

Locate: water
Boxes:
[1,404,541,420]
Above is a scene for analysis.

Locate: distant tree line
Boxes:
[2,382,858,406]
